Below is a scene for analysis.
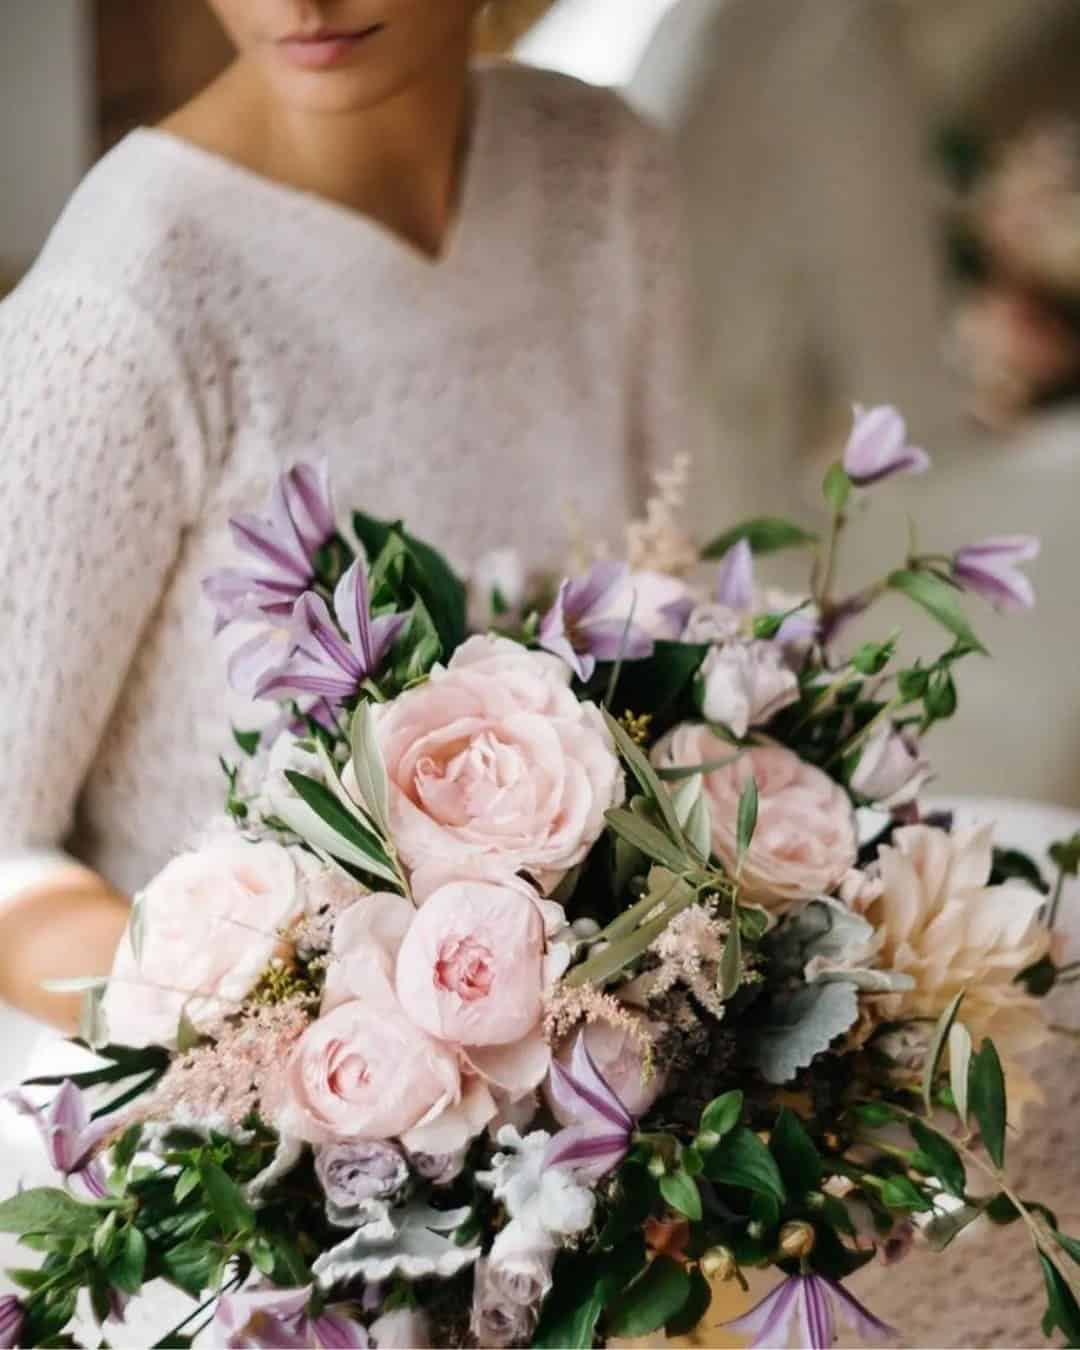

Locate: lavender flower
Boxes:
[850,723,932,808]
[409,1148,467,1186]
[539,561,654,681]
[316,1141,409,1224]
[0,1296,25,1350]
[843,405,930,486]
[724,1273,896,1349]
[212,1286,369,1349]
[952,534,1040,612]
[7,1080,111,1199]
[716,539,754,611]
[256,559,407,705]
[204,462,337,633]
[544,1034,635,1182]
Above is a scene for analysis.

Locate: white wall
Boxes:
[0,0,94,277]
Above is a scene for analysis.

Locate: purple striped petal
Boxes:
[334,560,377,669]
[577,618,655,663]
[954,534,1039,564]
[228,628,291,695]
[0,1296,25,1350]
[281,462,336,559]
[565,561,630,622]
[546,1035,634,1133]
[798,1276,835,1350]
[824,1278,896,1343]
[292,594,362,681]
[544,1124,629,1181]
[75,1160,110,1200]
[724,1276,801,1348]
[716,539,754,612]
[231,508,311,584]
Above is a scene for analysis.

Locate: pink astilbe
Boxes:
[543,986,655,1077]
[643,908,731,1018]
[626,454,698,577]
[136,998,313,1130]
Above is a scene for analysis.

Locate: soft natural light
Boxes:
[515,0,681,88]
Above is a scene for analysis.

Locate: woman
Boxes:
[0,0,697,1028]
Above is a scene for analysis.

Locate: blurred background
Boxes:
[3,0,1080,810]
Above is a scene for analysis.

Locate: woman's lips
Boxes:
[277,26,384,71]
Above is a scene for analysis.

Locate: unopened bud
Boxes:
[805,1190,826,1211]
[747,1220,765,1241]
[778,1221,816,1260]
[697,1130,721,1152]
[647,1153,667,1179]
[701,1246,737,1282]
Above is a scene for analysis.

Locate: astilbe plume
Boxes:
[626,454,698,576]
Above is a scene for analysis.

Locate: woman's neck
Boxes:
[160,43,475,259]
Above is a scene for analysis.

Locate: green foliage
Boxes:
[749,983,859,1085]
[922,990,966,1114]
[660,1169,703,1222]
[283,770,398,885]
[851,635,898,676]
[0,1188,102,1238]
[605,1256,691,1339]
[603,807,688,874]
[196,1160,256,1238]
[908,1120,966,1199]
[1039,1250,1080,1345]
[1049,832,1080,877]
[353,511,466,655]
[736,777,759,862]
[770,1109,823,1197]
[991,848,1050,895]
[887,569,986,655]
[823,463,853,514]
[665,1267,713,1338]
[704,1127,786,1205]
[969,1039,1008,1170]
[879,1174,934,1214]
[699,1090,744,1145]
[702,517,819,560]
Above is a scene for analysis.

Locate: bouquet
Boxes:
[3,405,1078,1350]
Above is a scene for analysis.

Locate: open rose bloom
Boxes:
[22,445,1067,1349]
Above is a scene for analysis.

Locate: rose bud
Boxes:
[315,1140,410,1225]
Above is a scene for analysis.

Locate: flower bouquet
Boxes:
[3,406,1079,1350]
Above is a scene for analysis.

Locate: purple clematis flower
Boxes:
[724,1273,896,1349]
[544,1034,635,1183]
[0,1296,25,1350]
[7,1080,112,1199]
[255,559,407,706]
[212,1286,369,1349]
[203,462,337,633]
[843,405,930,487]
[952,534,1040,612]
[539,561,654,682]
[716,539,755,612]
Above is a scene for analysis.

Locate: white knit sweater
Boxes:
[0,62,696,896]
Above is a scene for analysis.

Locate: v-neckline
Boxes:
[133,65,498,275]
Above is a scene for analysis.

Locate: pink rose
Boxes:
[652,732,856,906]
[374,636,623,892]
[284,901,460,1144]
[102,839,301,1048]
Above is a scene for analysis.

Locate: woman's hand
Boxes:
[0,868,129,1033]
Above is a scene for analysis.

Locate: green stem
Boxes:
[1046,870,1067,930]
[826,695,904,768]
[599,872,688,945]
[815,511,846,610]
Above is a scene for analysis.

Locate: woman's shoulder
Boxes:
[479,59,667,170]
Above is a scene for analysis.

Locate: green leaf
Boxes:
[232,726,261,757]
[349,701,390,834]
[853,1102,899,1128]
[990,847,1050,895]
[390,596,442,687]
[949,1022,973,1128]
[665,1266,712,1338]
[888,570,986,654]
[604,807,687,874]
[922,989,966,1114]
[736,776,759,862]
[1050,832,1080,878]
[660,1170,702,1222]
[702,517,819,559]
[532,1282,605,1349]
[909,1120,966,1199]
[770,1109,823,1197]
[851,635,898,677]
[718,911,742,1001]
[704,1127,786,1205]
[0,1188,100,1238]
[110,1124,142,1177]
[969,1039,1007,1169]
[107,1225,147,1295]
[159,1237,223,1299]
[880,1174,934,1213]
[281,771,398,884]
[923,1203,985,1252]
[924,668,958,721]
[605,1256,691,1339]
[353,511,466,653]
[1039,1249,1080,1345]
[197,1159,255,1237]
[1056,1232,1080,1266]
[603,709,685,846]
[823,462,853,514]
[699,1090,743,1144]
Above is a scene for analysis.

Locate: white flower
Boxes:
[477,1126,596,1238]
[699,640,800,737]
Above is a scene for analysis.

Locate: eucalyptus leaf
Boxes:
[888,570,987,655]
[949,1022,973,1127]
[349,701,390,834]
[718,912,742,1001]
[736,777,759,862]
[603,709,685,846]
[749,982,859,1085]
[1039,1249,1080,1345]
[280,771,398,884]
[922,989,966,1114]
[909,1120,966,1199]
[670,775,712,862]
[969,1039,1007,1170]
[702,517,819,559]
[604,807,688,874]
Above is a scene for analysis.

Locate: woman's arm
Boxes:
[0,273,207,1025]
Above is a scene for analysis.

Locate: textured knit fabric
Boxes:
[0,61,697,897]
